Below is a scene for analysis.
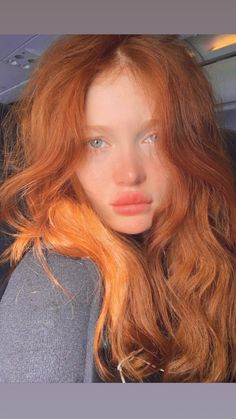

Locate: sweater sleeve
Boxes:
[0,249,101,383]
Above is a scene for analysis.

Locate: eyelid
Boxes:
[86,132,158,140]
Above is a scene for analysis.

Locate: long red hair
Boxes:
[0,35,236,382]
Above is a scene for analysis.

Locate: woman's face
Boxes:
[76,70,170,234]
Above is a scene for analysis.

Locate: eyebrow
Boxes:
[85,119,159,134]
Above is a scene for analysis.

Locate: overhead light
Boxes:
[210,34,236,51]
[10,59,18,66]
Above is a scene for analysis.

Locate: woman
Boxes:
[0,35,235,383]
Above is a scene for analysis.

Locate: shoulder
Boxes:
[1,248,100,304]
[0,249,101,382]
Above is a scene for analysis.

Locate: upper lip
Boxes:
[111,192,152,206]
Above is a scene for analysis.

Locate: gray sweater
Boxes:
[0,249,103,383]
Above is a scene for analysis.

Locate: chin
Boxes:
[110,219,152,235]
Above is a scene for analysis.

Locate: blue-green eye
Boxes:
[88,138,107,149]
[144,133,158,143]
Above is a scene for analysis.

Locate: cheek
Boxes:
[75,160,108,206]
[149,163,171,198]
[76,167,97,195]
[76,150,114,190]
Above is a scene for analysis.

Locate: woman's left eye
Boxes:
[143,133,158,144]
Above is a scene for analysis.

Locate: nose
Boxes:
[112,149,146,186]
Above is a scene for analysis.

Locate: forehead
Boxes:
[85,69,157,128]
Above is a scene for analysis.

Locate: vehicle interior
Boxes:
[0,34,236,296]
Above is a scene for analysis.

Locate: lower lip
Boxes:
[112,203,151,215]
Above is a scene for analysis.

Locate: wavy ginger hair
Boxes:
[0,35,236,382]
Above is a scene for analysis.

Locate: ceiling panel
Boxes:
[22,35,60,56]
[186,34,236,62]
[204,57,236,104]
[0,35,36,60]
[0,35,60,104]
[0,61,31,92]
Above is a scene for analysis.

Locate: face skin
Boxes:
[76,69,170,235]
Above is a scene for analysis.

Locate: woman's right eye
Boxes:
[87,138,108,149]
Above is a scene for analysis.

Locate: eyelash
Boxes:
[86,133,158,150]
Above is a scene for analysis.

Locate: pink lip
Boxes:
[112,203,151,215]
[112,192,152,206]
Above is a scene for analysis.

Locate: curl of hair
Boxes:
[0,35,236,382]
